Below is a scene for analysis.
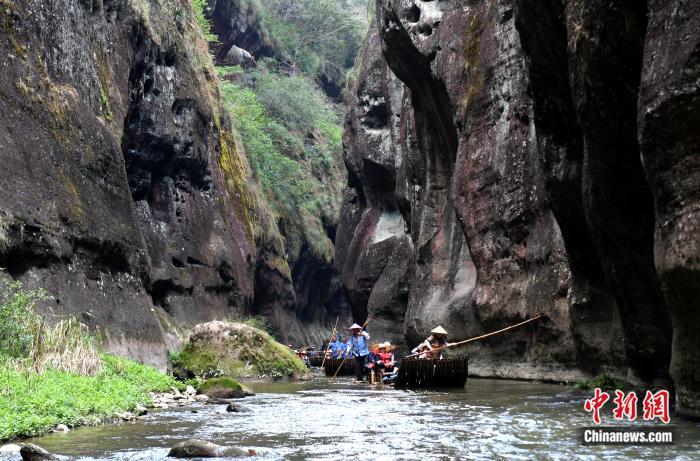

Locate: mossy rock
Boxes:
[198,377,251,399]
[172,321,309,382]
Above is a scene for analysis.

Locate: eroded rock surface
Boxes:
[337,0,699,414]
[0,0,348,366]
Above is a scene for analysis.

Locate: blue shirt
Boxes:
[347,333,369,357]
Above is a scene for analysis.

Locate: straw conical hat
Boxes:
[430,326,448,335]
[348,323,362,330]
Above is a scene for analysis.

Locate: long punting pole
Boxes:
[320,316,340,369]
[330,316,372,382]
[405,314,543,358]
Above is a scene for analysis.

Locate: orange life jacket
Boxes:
[378,352,393,365]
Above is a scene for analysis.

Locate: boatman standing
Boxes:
[346,323,370,382]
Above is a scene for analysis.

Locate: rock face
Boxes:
[0,0,256,368]
[637,0,700,418]
[337,0,699,414]
[0,0,345,368]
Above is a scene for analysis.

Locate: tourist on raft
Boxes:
[345,323,370,382]
[328,333,343,359]
[338,336,350,358]
[373,342,396,375]
[412,326,451,360]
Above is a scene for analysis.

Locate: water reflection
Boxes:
[7,375,699,460]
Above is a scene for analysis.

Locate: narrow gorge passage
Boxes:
[0,0,698,459]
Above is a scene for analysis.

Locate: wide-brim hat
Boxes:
[348,323,362,330]
[430,326,448,336]
[383,342,396,351]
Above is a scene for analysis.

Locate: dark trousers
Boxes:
[355,355,366,381]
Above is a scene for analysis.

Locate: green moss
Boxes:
[172,322,308,381]
[460,16,485,116]
[573,373,632,391]
[198,376,243,395]
[100,87,112,121]
[217,123,256,243]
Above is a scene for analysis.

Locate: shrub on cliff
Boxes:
[218,68,343,263]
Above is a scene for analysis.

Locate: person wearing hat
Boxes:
[413,326,450,360]
[346,323,370,382]
[374,342,396,377]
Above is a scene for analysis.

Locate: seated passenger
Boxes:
[375,342,396,374]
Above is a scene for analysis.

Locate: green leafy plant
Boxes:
[0,279,46,359]
[217,67,342,262]
[191,0,217,42]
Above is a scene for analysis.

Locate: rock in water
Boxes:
[20,444,58,461]
[198,377,248,399]
[174,321,308,381]
[0,444,21,454]
[168,440,250,458]
[226,402,250,413]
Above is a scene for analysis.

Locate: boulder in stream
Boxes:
[226,402,250,413]
[19,444,58,461]
[168,439,252,458]
[172,321,308,381]
[198,377,254,399]
[0,444,21,454]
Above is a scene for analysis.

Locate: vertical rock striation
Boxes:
[638,0,700,417]
[338,0,699,414]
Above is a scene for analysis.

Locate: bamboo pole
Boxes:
[330,317,372,382]
[405,314,543,358]
[320,316,340,369]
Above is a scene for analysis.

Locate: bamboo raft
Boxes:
[394,356,468,389]
[323,357,356,376]
[308,355,324,367]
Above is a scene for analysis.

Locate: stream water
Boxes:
[10,374,700,460]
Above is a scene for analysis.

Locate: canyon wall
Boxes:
[0,0,344,368]
[337,0,699,416]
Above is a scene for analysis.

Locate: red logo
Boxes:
[584,388,671,424]
[642,390,670,424]
[584,388,610,424]
[612,390,638,421]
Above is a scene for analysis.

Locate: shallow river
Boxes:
[13,374,700,460]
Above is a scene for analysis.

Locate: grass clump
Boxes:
[0,279,182,442]
[0,354,181,442]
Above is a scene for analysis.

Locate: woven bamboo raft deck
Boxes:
[394,356,468,389]
[323,357,356,376]
[308,356,324,367]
